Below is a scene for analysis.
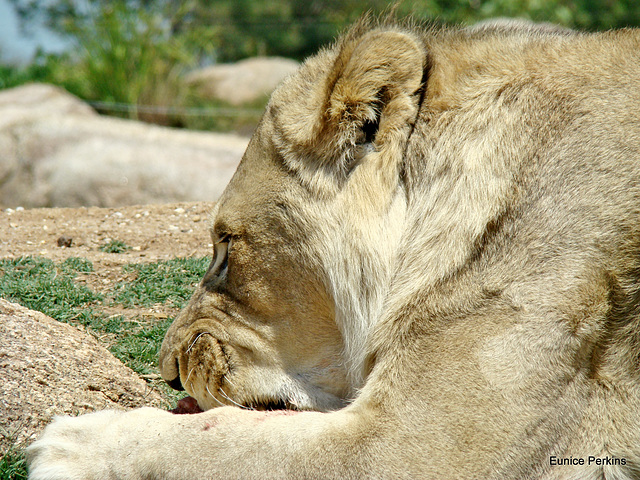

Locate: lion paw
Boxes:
[27,410,121,480]
[27,408,167,480]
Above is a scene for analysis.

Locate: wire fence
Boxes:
[88,100,264,118]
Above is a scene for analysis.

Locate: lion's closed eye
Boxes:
[204,235,231,286]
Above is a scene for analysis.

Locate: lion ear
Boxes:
[326,29,426,149]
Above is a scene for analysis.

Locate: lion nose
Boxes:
[166,376,185,391]
[160,354,185,391]
[163,358,184,391]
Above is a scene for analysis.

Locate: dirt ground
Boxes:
[1,202,216,319]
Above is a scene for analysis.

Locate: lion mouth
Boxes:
[247,398,292,411]
[171,395,294,414]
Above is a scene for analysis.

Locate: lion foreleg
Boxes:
[27,406,371,480]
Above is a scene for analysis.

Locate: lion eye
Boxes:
[205,235,231,284]
[214,233,230,245]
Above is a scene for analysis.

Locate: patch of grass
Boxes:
[0,257,209,379]
[112,257,209,309]
[0,426,29,480]
[0,447,27,480]
[106,257,209,405]
[108,316,184,405]
[60,256,94,273]
[0,256,209,374]
[0,257,102,323]
[0,256,207,474]
[110,316,174,376]
[0,255,207,463]
[99,240,131,253]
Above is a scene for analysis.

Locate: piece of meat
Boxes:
[170,396,203,415]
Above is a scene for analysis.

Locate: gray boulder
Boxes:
[185,56,299,106]
[0,83,248,208]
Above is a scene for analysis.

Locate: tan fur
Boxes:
[28,19,640,480]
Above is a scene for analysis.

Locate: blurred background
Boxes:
[1,0,639,208]
[3,0,640,129]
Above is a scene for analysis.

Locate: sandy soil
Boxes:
[1,201,216,319]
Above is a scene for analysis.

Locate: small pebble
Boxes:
[57,236,73,248]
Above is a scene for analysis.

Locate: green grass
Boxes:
[112,257,210,308]
[99,239,131,253]
[106,258,209,399]
[0,257,102,324]
[0,255,210,473]
[0,446,27,480]
[109,316,174,376]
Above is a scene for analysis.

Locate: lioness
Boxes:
[27,18,640,480]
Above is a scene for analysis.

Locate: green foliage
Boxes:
[112,257,209,308]
[10,0,640,65]
[8,1,207,123]
[99,240,131,254]
[61,2,189,119]
[65,2,191,122]
[0,257,102,322]
[4,0,640,131]
[191,0,362,61]
[0,446,27,480]
[401,0,640,30]
[0,58,46,90]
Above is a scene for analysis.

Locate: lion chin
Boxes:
[27,17,640,480]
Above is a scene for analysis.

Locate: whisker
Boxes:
[186,332,212,354]
[205,384,227,408]
[222,374,236,388]
[219,387,253,410]
[184,367,195,386]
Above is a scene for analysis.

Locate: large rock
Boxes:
[0,299,167,451]
[0,83,248,208]
[185,56,299,106]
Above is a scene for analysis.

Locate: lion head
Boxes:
[158,22,430,412]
